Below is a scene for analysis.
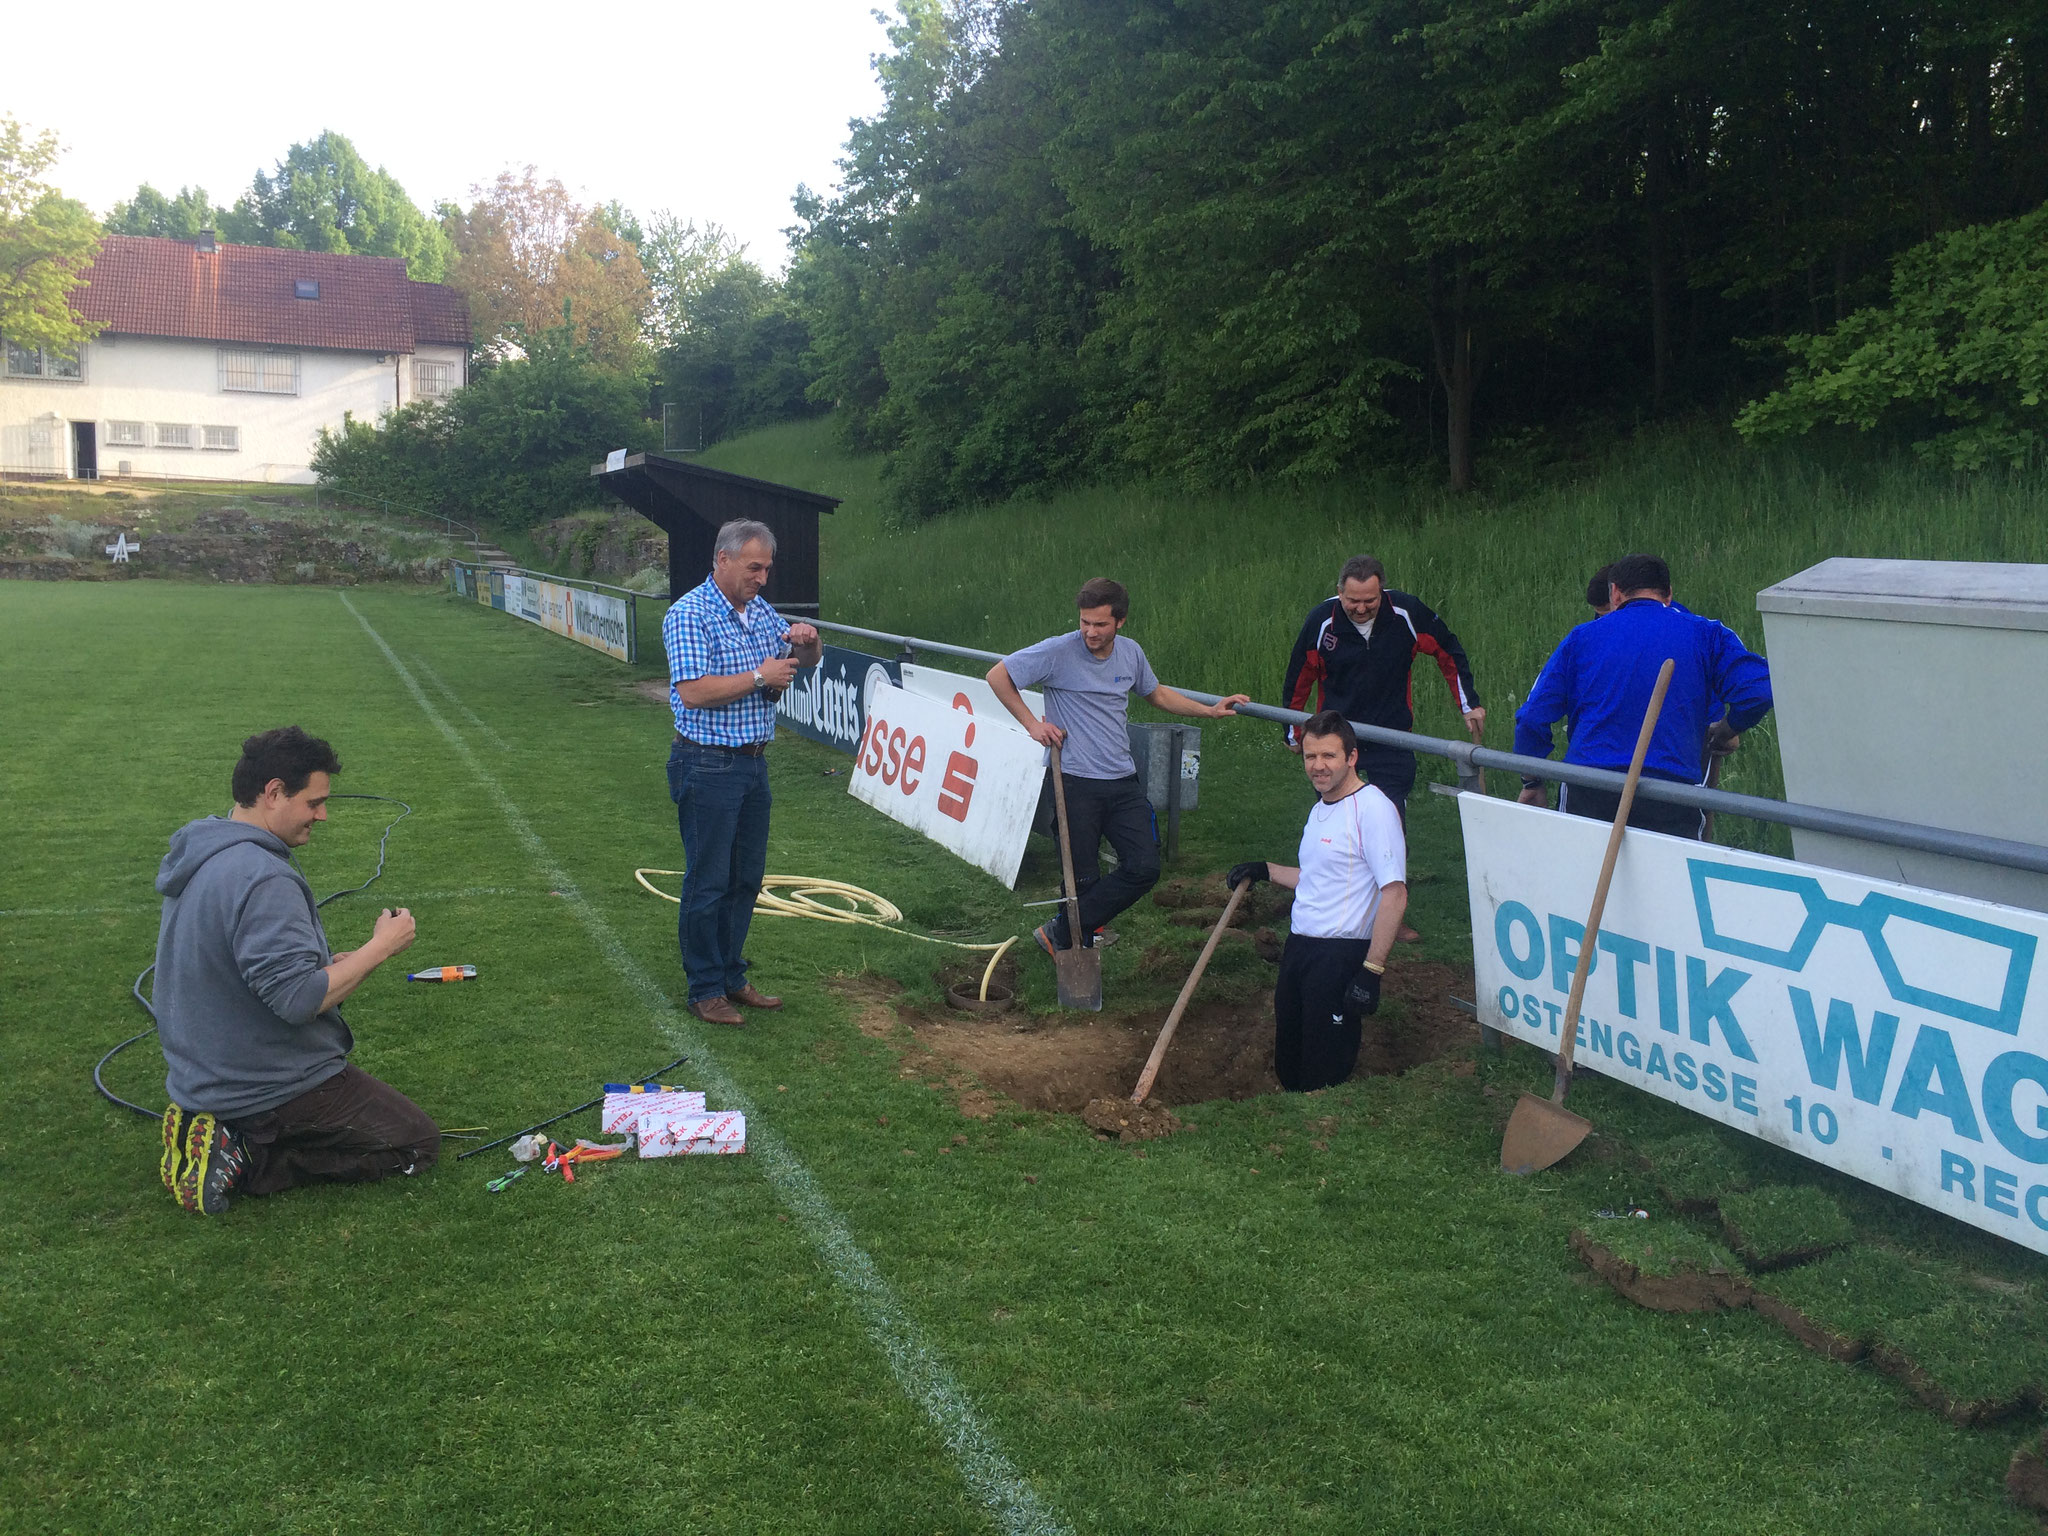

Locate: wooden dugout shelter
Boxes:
[590,452,840,613]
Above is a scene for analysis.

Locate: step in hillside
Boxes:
[470,544,517,568]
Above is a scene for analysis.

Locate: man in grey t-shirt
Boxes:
[989,577,1248,956]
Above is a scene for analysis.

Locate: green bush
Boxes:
[1736,202,2048,470]
[312,332,656,529]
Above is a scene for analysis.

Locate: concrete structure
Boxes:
[1,234,468,485]
[1757,557,2048,913]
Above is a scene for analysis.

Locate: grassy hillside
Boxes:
[702,417,2048,838]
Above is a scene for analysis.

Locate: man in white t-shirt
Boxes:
[1228,709,1408,1091]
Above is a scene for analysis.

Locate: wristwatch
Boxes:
[752,669,765,691]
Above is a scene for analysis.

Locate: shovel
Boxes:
[1500,657,1674,1176]
[1130,879,1249,1103]
[1047,744,1102,1012]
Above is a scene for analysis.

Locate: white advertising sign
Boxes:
[850,683,1046,887]
[899,662,1043,722]
[1461,794,2048,1254]
[498,575,631,661]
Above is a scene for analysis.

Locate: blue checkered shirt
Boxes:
[663,575,791,746]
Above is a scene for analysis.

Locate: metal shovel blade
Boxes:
[1055,944,1103,1013]
[1499,1092,1592,1176]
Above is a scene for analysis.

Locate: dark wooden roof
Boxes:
[591,452,839,612]
[590,453,840,516]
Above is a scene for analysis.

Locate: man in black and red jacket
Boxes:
[1280,555,1484,940]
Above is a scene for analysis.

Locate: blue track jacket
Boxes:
[1513,598,1773,782]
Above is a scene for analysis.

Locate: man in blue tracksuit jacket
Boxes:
[1514,553,1772,839]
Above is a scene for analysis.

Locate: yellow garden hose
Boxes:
[634,869,1017,1001]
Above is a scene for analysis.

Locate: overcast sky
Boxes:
[6,0,890,271]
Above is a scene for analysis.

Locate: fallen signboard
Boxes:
[849,682,1046,887]
[1462,793,2048,1255]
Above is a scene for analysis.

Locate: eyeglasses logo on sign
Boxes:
[1687,861,2036,1036]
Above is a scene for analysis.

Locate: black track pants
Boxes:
[1047,773,1160,947]
[1273,933,1372,1092]
[227,1064,440,1196]
[1560,776,1705,840]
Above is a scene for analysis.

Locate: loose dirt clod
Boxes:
[1081,1098,1183,1141]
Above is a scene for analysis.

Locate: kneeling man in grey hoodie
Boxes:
[154,726,438,1215]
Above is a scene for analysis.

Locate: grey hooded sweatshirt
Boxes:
[154,816,352,1118]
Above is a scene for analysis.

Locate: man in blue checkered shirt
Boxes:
[663,519,820,1026]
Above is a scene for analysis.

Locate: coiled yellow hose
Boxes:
[634,869,1017,1001]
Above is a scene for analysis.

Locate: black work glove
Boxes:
[1345,962,1384,1017]
[1226,861,1269,891]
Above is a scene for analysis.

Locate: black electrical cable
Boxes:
[94,794,413,1120]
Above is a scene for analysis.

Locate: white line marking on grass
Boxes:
[409,652,513,752]
[340,594,1069,1536]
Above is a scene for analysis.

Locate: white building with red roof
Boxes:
[1,232,470,484]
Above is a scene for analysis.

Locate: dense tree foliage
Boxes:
[0,116,100,357]
[1737,203,2048,469]
[105,132,452,280]
[442,169,652,372]
[659,256,817,449]
[793,0,2048,510]
[105,183,224,242]
[310,329,657,529]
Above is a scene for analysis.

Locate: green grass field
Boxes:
[7,570,2048,1533]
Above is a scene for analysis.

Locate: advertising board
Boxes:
[1461,793,2048,1254]
[491,574,633,661]
[849,682,1046,887]
[899,662,1043,722]
[774,645,902,755]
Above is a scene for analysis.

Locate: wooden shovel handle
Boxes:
[1049,743,1084,953]
[1131,881,1248,1104]
[1553,658,1674,1098]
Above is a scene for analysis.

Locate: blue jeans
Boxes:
[666,740,772,1004]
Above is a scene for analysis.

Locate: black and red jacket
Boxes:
[1281,590,1480,744]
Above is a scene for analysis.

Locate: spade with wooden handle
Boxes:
[1499,658,1675,1176]
[1130,879,1249,1104]
[1047,744,1103,1011]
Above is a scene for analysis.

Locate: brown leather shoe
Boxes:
[728,984,783,1011]
[690,995,745,1027]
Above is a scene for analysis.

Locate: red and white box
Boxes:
[637,1110,748,1157]
[602,1087,705,1135]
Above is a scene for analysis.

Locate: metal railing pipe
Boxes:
[809,615,2048,879]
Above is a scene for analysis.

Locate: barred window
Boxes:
[157,423,194,448]
[219,348,299,394]
[414,359,456,399]
[4,341,82,379]
[106,420,145,446]
[202,425,240,451]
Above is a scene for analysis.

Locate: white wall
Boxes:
[0,334,462,484]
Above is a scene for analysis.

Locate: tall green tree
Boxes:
[105,183,226,241]
[1735,200,2048,468]
[659,257,816,448]
[0,116,100,357]
[218,131,453,280]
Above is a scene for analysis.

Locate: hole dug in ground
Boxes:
[832,957,1478,1143]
